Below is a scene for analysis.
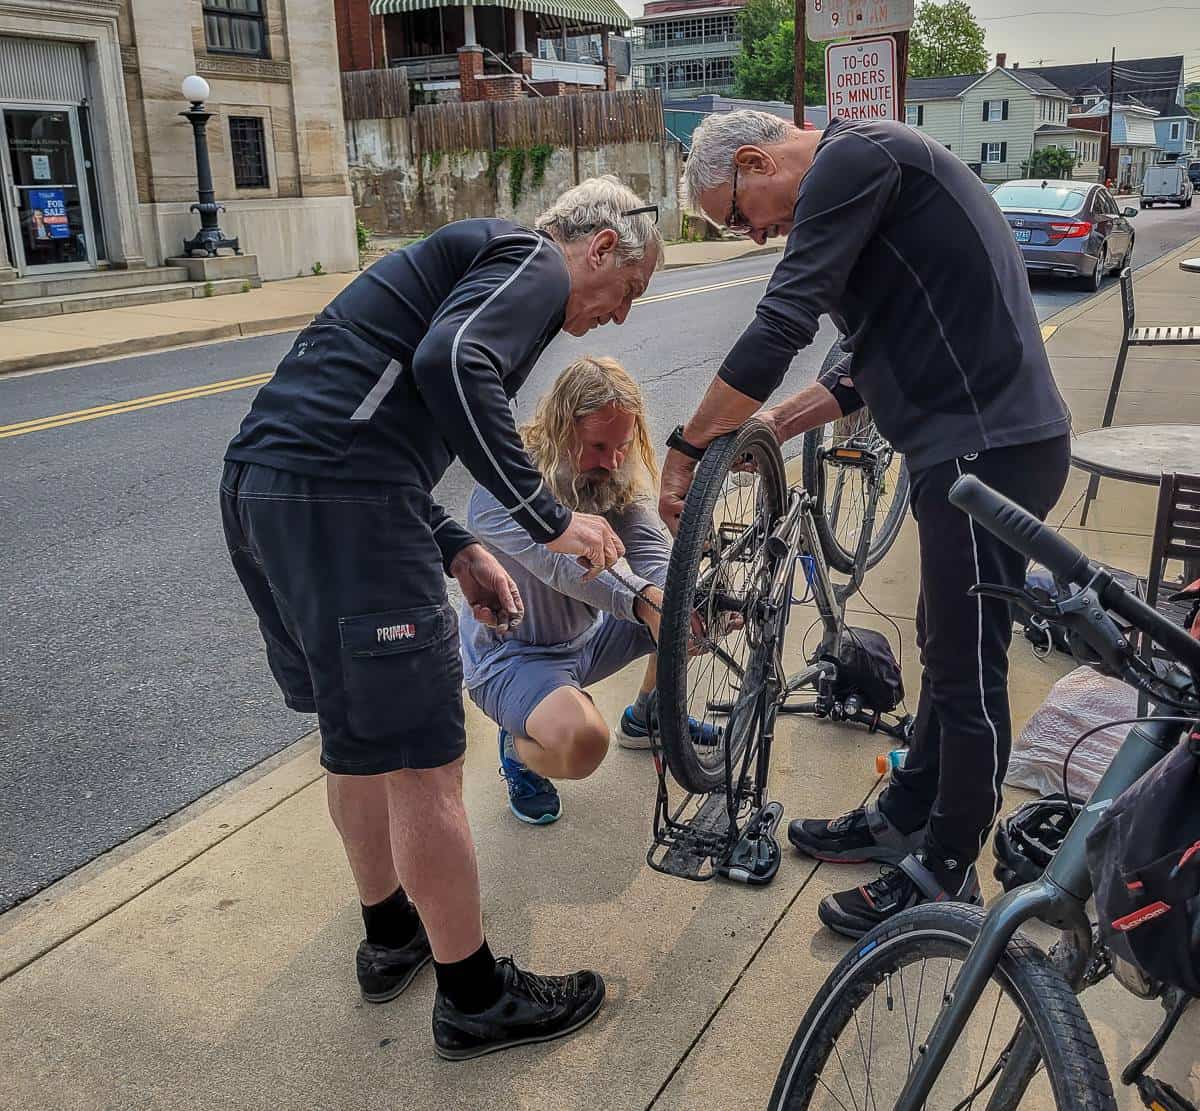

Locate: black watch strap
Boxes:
[666,425,705,462]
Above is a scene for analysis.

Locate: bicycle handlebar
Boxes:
[948,474,1200,677]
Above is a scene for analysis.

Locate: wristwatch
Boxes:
[666,425,705,462]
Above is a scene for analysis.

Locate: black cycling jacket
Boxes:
[719,118,1070,471]
[225,219,573,563]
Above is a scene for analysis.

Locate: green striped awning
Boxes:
[370,0,630,29]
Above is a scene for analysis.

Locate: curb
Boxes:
[0,731,323,983]
[0,312,315,378]
[1039,231,1200,334]
[0,248,781,377]
[663,244,782,270]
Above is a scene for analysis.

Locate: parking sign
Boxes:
[807,0,913,42]
[825,38,898,122]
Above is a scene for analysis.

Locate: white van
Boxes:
[1141,163,1194,208]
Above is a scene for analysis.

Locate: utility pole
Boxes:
[793,0,806,127]
[1104,46,1116,185]
[894,29,909,119]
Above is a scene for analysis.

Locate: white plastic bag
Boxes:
[1006,666,1137,800]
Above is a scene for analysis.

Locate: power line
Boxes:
[980,4,1200,18]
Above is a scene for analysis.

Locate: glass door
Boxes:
[0,104,97,274]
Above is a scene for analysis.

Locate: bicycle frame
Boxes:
[647,478,909,884]
[892,673,1194,1111]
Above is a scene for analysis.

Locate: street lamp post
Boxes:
[179,74,239,257]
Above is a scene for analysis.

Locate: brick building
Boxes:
[333,0,631,101]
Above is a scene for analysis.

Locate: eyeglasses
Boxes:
[621,204,659,221]
[725,163,752,236]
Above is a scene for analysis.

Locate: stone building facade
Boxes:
[0,0,356,285]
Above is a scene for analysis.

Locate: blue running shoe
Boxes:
[498,728,561,825]
[617,706,723,750]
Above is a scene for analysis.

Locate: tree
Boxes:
[909,0,988,79]
[1186,83,1199,114]
[1022,145,1077,179]
[734,0,825,105]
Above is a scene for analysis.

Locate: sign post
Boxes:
[808,0,912,127]
[825,36,898,122]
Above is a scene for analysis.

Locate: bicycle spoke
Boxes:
[967,987,1006,1109]
[830,1043,863,1111]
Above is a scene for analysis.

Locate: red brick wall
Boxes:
[458,47,484,101]
[333,0,382,72]
[476,74,524,100]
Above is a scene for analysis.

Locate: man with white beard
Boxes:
[459,356,719,824]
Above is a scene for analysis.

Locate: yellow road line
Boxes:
[4,270,774,440]
[1,371,273,437]
[1041,324,1058,342]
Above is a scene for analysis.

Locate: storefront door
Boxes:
[0,103,97,274]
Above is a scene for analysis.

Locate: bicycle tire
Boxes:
[801,339,910,574]
[657,421,788,795]
[768,902,1115,1111]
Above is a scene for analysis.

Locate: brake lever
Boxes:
[968,582,1058,619]
[971,582,1134,676]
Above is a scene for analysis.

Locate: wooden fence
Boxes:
[411,88,664,156]
[341,68,411,121]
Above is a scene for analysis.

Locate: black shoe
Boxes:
[356,922,433,1003]
[432,956,605,1060]
[818,852,983,939]
[788,800,924,865]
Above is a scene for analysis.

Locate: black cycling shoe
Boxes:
[356,923,433,1003]
[788,800,924,865]
[818,852,983,939]
[432,956,605,1060]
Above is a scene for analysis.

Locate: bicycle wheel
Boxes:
[769,903,1116,1111]
[802,340,910,574]
[657,421,788,795]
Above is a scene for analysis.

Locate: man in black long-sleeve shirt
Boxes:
[660,111,1071,937]
[222,176,661,1057]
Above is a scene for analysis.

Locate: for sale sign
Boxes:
[807,0,913,42]
[825,37,898,122]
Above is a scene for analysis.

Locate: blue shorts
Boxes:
[467,615,655,738]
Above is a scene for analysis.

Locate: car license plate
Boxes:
[1014,229,1032,243]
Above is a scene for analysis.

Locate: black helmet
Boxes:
[993,794,1076,892]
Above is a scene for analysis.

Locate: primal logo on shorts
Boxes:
[377,622,416,643]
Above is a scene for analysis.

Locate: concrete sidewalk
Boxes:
[0,239,778,378]
[3,238,1199,1110]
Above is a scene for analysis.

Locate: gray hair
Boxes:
[681,110,797,209]
[536,175,664,268]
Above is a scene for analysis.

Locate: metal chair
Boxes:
[1079,268,1200,525]
[1138,471,1200,711]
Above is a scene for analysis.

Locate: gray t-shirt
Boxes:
[458,485,670,689]
[719,118,1070,472]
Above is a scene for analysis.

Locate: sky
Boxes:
[618,0,1200,86]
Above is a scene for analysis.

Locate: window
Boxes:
[1170,121,1182,141]
[983,99,1008,122]
[229,116,269,188]
[906,104,924,126]
[705,56,733,83]
[982,141,1006,163]
[667,59,704,86]
[204,0,267,56]
[993,183,1085,209]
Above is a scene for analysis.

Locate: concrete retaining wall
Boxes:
[346,116,682,239]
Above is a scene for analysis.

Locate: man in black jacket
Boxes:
[660,111,1070,938]
[222,176,661,1058]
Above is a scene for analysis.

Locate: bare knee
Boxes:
[560,719,609,778]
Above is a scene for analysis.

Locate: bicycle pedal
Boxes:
[719,802,784,887]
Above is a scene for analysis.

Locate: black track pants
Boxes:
[877,434,1071,869]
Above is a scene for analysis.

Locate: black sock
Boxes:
[361,885,421,948]
[434,939,504,1013]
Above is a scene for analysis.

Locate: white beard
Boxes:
[554,463,639,515]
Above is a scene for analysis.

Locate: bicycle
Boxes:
[646,395,910,887]
[769,474,1200,1111]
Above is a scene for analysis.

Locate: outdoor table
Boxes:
[1180,258,1200,274]
[1071,425,1200,488]
[1071,424,1200,578]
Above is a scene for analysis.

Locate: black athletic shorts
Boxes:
[219,461,466,774]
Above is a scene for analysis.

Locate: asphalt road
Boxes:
[3,203,1198,911]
